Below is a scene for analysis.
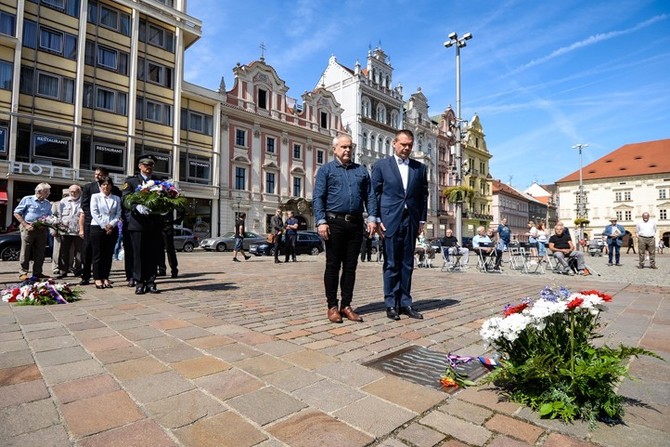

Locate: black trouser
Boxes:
[360,236,372,261]
[130,230,161,285]
[324,217,364,309]
[284,233,297,262]
[273,233,282,261]
[157,228,177,272]
[80,220,93,280]
[90,226,117,281]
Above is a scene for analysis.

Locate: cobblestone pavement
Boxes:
[0,250,667,447]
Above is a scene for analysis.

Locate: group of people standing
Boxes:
[313,129,428,324]
[12,155,182,295]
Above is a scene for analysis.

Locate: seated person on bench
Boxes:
[440,228,469,266]
[473,226,502,271]
[548,221,586,276]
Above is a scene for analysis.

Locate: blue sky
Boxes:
[184,0,670,190]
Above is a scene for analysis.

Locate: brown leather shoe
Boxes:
[327,306,343,323]
[340,306,363,322]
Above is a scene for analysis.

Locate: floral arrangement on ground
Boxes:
[442,286,662,427]
[123,179,186,215]
[1,277,82,305]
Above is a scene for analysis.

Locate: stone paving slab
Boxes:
[0,251,667,447]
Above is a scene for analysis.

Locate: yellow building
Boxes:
[0,0,217,232]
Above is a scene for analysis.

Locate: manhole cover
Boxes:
[363,346,490,392]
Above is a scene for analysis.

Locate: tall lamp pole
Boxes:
[572,143,589,242]
[444,31,472,244]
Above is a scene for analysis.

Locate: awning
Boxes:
[0,190,7,204]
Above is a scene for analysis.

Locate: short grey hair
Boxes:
[332,134,353,147]
[35,182,51,193]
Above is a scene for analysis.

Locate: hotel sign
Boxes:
[8,161,125,184]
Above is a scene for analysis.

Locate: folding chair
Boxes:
[522,251,545,274]
[441,247,464,272]
[508,246,525,270]
[475,247,498,273]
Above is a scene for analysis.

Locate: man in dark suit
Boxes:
[371,129,429,321]
[121,155,164,294]
[78,167,121,285]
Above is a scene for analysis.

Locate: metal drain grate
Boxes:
[363,346,490,392]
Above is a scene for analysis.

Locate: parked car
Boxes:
[173,227,199,252]
[0,232,52,261]
[249,231,324,256]
[199,231,267,252]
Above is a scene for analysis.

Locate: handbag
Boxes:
[268,233,275,244]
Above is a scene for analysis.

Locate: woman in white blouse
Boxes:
[90,176,121,289]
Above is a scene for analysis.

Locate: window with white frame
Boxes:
[624,210,632,221]
[138,58,174,88]
[316,149,324,164]
[320,111,328,129]
[139,20,175,52]
[136,96,171,124]
[180,109,212,135]
[390,110,399,128]
[362,132,368,150]
[265,172,275,194]
[376,104,386,124]
[615,211,623,221]
[258,88,268,109]
[235,129,246,147]
[293,176,302,197]
[179,154,211,184]
[615,192,622,201]
[88,1,131,35]
[235,167,246,190]
[83,83,127,115]
[266,137,275,153]
[20,67,75,104]
[659,189,667,199]
[39,27,63,53]
[85,40,128,75]
[0,11,16,36]
[361,97,371,118]
[624,191,631,201]
[293,143,302,159]
[660,209,667,220]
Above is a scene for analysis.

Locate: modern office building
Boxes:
[0,0,216,232]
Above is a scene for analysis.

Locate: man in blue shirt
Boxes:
[497,217,511,249]
[13,183,53,280]
[314,134,378,323]
[603,217,625,266]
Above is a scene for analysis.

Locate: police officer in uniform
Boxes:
[121,155,163,294]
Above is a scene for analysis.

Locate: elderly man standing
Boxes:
[57,184,83,279]
[13,183,52,280]
[314,134,377,323]
[636,212,657,269]
[603,217,625,266]
[548,222,586,275]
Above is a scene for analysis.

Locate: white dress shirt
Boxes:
[394,156,409,191]
[636,219,656,238]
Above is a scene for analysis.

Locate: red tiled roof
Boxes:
[492,179,532,202]
[557,138,670,183]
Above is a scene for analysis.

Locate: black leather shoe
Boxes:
[79,279,90,286]
[147,284,160,294]
[399,306,423,319]
[386,307,400,321]
[171,269,178,278]
[135,285,146,295]
[127,279,136,287]
[274,260,282,264]
[157,270,167,277]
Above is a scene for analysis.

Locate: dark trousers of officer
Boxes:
[122,225,134,280]
[324,216,364,309]
[284,233,297,262]
[130,230,161,285]
[157,228,177,273]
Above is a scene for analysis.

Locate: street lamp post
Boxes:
[572,143,589,242]
[444,31,472,244]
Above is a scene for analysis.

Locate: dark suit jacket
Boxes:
[121,174,164,232]
[371,156,429,237]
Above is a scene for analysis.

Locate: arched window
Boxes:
[376,104,386,124]
[390,110,399,129]
[361,97,371,118]
[362,132,368,149]
[378,137,383,153]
